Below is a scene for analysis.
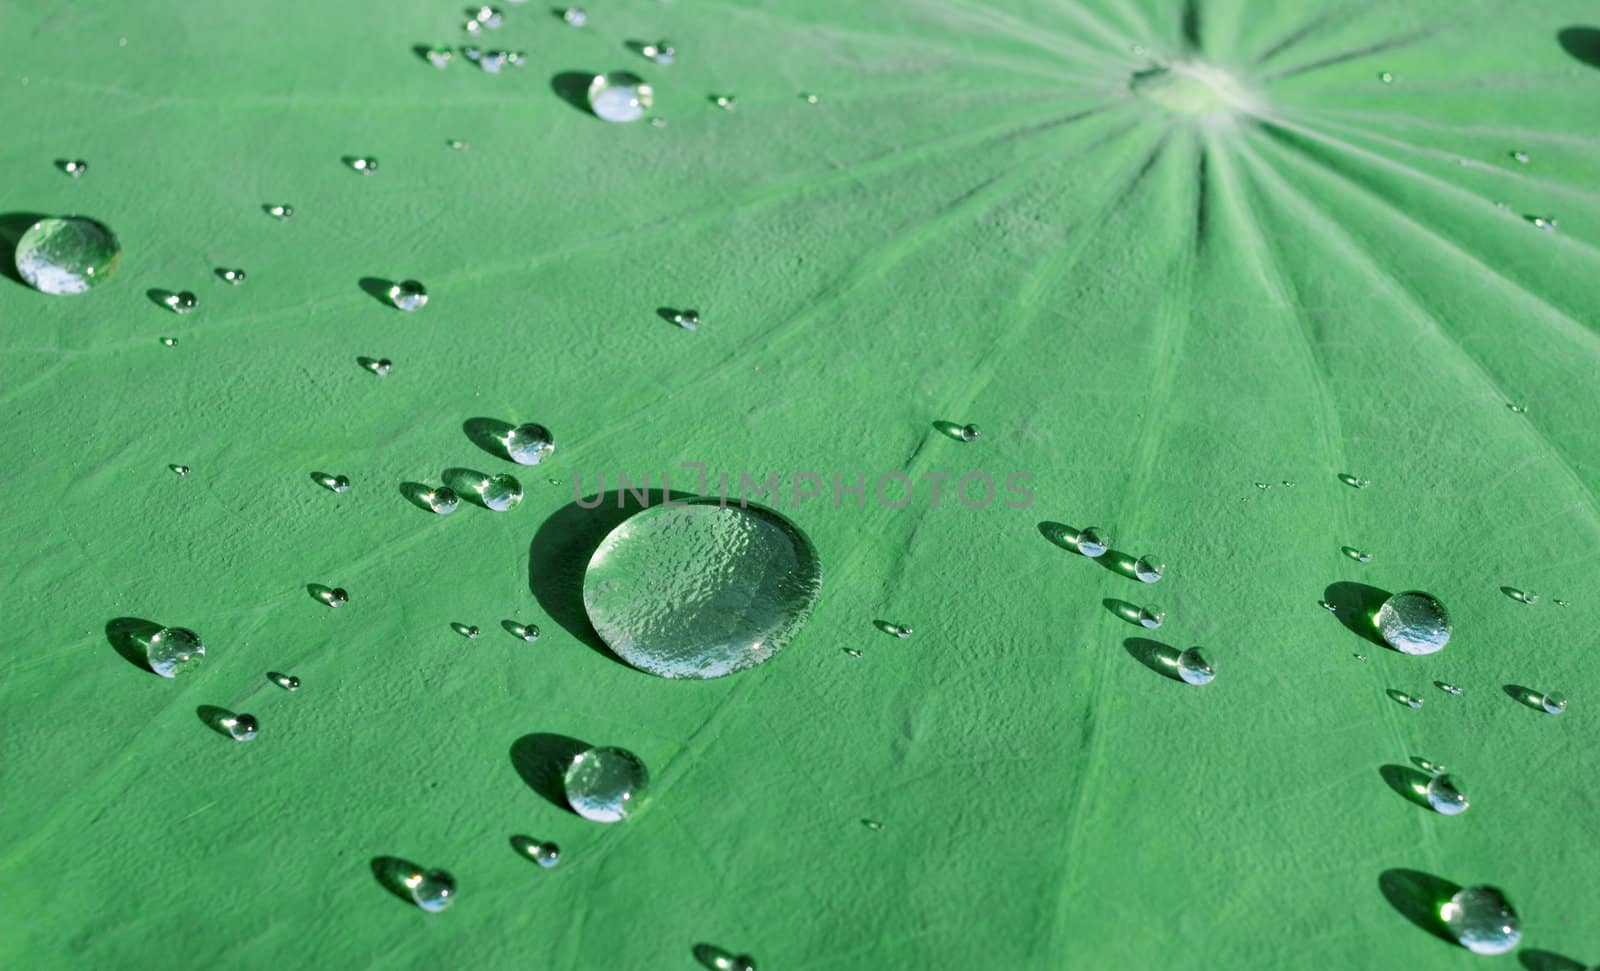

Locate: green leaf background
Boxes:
[2,0,1597,967]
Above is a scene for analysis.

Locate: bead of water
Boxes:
[388,280,427,312]
[406,868,456,913]
[425,486,460,515]
[1541,691,1567,715]
[1132,556,1163,583]
[224,714,258,742]
[1175,648,1214,685]
[164,291,197,314]
[1075,527,1109,558]
[959,424,980,442]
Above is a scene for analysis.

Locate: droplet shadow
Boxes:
[196,704,237,738]
[310,471,342,492]
[1499,585,1532,603]
[357,356,388,375]
[501,619,532,639]
[656,306,683,326]
[528,488,695,662]
[1322,581,1391,650]
[1123,637,1182,681]
[1096,550,1140,580]
[932,420,969,441]
[52,159,81,176]
[463,417,515,461]
[1103,599,1146,627]
[105,616,163,674]
[450,622,477,638]
[1520,948,1588,971]
[1558,26,1600,68]
[1377,868,1462,945]
[1385,688,1419,708]
[1502,683,1546,712]
[0,212,45,287]
[693,944,741,971]
[551,71,596,116]
[307,583,342,606]
[212,268,239,284]
[146,288,181,312]
[509,834,549,863]
[1378,764,1432,809]
[443,467,491,507]
[398,481,438,512]
[358,276,395,309]
[871,619,904,636]
[370,856,422,905]
[411,43,438,65]
[509,732,588,814]
[1037,521,1086,555]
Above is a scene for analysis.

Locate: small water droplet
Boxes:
[12,216,121,294]
[1254,481,1271,490]
[319,473,350,493]
[147,626,204,677]
[475,6,503,28]
[505,423,555,465]
[1531,215,1558,232]
[1132,556,1164,583]
[1337,473,1371,489]
[405,868,457,913]
[465,17,481,33]
[458,624,481,639]
[1137,605,1165,629]
[1074,526,1110,558]
[861,819,885,832]
[1511,588,1539,605]
[713,94,736,110]
[367,358,393,376]
[321,586,349,607]
[674,309,700,330]
[893,624,912,638]
[562,7,587,26]
[162,290,197,314]
[1354,653,1367,661]
[1507,401,1529,414]
[1440,886,1521,955]
[266,204,293,220]
[1414,757,1446,775]
[1176,647,1214,685]
[564,745,648,822]
[1438,682,1463,697]
[1280,480,1295,488]
[1541,691,1567,715]
[479,49,508,72]
[223,713,259,742]
[463,45,481,62]
[649,116,666,127]
[1511,150,1530,164]
[218,268,246,284]
[1394,691,1424,709]
[480,473,523,511]
[159,337,177,347]
[844,647,863,658]
[61,159,88,177]
[348,156,378,174]
[512,622,540,642]
[388,279,427,311]
[959,423,981,443]
[507,50,527,68]
[527,841,560,868]
[1555,598,1570,607]
[170,464,189,476]
[588,72,653,122]
[1340,546,1372,563]
[1318,599,1336,612]
[448,138,468,150]
[1376,591,1451,655]
[641,40,675,65]
[711,955,757,971]
[271,672,300,690]
[427,46,453,68]
[425,486,460,515]
[1378,70,1394,83]
[1425,773,1469,815]
[801,93,819,104]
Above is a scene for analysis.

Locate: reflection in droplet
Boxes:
[1440,885,1520,955]
[1541,691,1567,715]
[583,501,822,679]
[388,279,427,312]
[318,586,350,607]
[1395,691,1424,709]
[510,622,540,642]
[1375,591,1451,655]
[506,423,555,465]
[147,626,204,678]
[1508,588,1539,605]
[844,648,863,658]
[958,423,980,442]
[1425,773,1469,815]
[1531,216,1558,232]
[1176,647,1214,685]
[13,217,121,294]
[473,6,502,29]
[1075,526,1110,558]
[588,72,653,122]
[481,473,523,511]
[405,868,457,912]
[564,745,648,823]
[318,473,350,493]
[526,841,560,867]
[223,713,259,742]
[1318,600,1336,612]
[1414,757,1446,775]
[368,358,393,376]
[162,290,197,314]
[160,337,178,347]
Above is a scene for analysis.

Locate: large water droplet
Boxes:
[147,626,204,678]
[1425,773,1469,815]
[1176,647,1214,685]
[388,279,427,311]
[1137,605,1165,629]
[13,216,121,294]
[505,423,555,465]
[588,72,653,122]
[406,868,457,912]
[1541,691,1567,715]
[1074,526,1110,558]
[481,473,523,511]
[1375,591,1451,655]
[563,745,648,822]
[583,500,822,679]
[1440,886,1520,955]
[1133,556,1164,583]
[959,423,980,443]
[223,713,259,742]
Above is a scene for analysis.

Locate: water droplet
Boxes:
[448,139,468,150]
[505,422,555,465]
[159,336,178,347]
[162,290,197,314]
[1378,70,1394,83]
[507,51,527,68]
[1531,215,1558,232]
[1318,600,1336,612]
[1413,757,1446,775]
[1074,526,1110,558]
[170,464,189,476]
[710,954,757,971]
[426,46,452,69]
[649,116,666,128]
[1395,691,1424,709]
[425,486,460,515]
[862,819,885,832]
[583,500,822,679]
[801,93,819,104]
[1440,886,1521,955]
[271,672,300,690]
[478,50,508,72]
[588,72,653,122]
[562,7,587,26]
[266,204,293,220]
[1555,598,1570,607]
[368,357,393,376]
[1511,150,1530,164]
[147,626,204,677]
[641,40,675,65]
[1341,546,1373,563]
[1133,556,1164,583]
[458,624,481,639]
[1354,653,1367,661]
[387,279,427,311]
[61,159,88,177]
[1511,588,1539,605]
[480,473,523,511]
[12,217,121,294]
[674,309,700,330]
[1438,682,1463,697]
[1541,691,1567,715]
[327,474,350,493]
[1281,480,1295,488]
[218,268,245,285]
[1254,481,1271,490]
[1507,401,1529,414]
[405,868,457,912]
[1136,605,1165,629]
[473,6,502,28]
[959,423,981,443]
[511,622,540,642]
[1175,647,1214,685]
[465,17,481,33]
[563,745,648,822]
[223,713,259,742]
[893,624,912,638]
[463,45,481,62]
[1337,473,1371,489]
[844,648,863,658]
[1376,591,1451,655]
[1425,773,1469,815]
[348,156,378,174]
[713,94,736,109]
[527,841,560,867]
[320,586,349,607]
